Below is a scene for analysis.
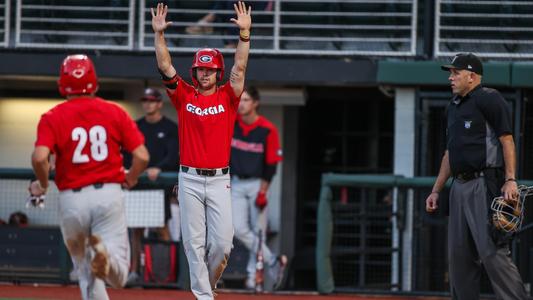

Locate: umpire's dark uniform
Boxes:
[443,58,526,299]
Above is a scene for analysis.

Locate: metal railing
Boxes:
[5,0,533,58]
[435,0,533,58]
[316,173,533,294]
[5,0,420,56]
[14,0,135,50]
[0,0,9,47]
[139,0,418,56]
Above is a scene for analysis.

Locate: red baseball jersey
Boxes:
[168,78,240,168]
[35,97,144,190]
[230,115,283,178]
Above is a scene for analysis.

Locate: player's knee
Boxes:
[65,233,86,258]
[208,238,232,257]
[233,225,250,239]
[235,222,256,238]
[183,238,206,258]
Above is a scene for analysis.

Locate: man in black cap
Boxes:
[124,87,180,285]
[425,53,527,299]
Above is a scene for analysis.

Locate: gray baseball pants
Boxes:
[178,169,233,300]
[448,177,527,300]
[231,176,276,283]
[58,184,130,300]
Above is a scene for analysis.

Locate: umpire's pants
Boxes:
[448,177,527,300]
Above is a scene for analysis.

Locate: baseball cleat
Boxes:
[245,277,255,290]
[89,235,110,279]
[273,255,288,290]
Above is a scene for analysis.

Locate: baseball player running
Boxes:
[151,2,251,299]
[28,55,149,300]
[230,86,287,290]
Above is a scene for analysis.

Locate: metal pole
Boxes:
[433,0,441,57]
[15,0,21,46]
[391,186,400,290]
[410,0,418,55]
[128,0,135,50]
[273,0,280,51]
[4,0,10,47]
[139,0,145,50]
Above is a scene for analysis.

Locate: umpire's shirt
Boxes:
[446,84,512,175]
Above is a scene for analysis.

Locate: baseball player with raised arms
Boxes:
[28,55,149,300]
[151,2,251,299]
[230,86,287,290]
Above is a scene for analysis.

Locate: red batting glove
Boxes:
[255,191,268,210]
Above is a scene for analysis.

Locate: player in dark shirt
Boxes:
[124,88,179,285]
[230,86,287,290]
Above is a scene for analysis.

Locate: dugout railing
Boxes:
[0,0,8,48]
[316,173,533,295]
[6,0,419,56]
[5,0,533,58]
[14,0,135,50]
[434,0,533,58]
[138,0,418,56]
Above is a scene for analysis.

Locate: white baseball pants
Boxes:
[178,169,233,300]
[58,183,130,300]
[231,177,276,282]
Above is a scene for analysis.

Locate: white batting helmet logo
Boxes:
[72,69,86,79]
[199,55,212,63]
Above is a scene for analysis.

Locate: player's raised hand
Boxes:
[230,1,252,31]
[151,2,173,33]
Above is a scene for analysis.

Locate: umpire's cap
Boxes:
[441,53,483,76]
[141,88,162,102]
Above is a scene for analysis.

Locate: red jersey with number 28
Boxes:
[35,97,145,191]
[168,78,241,169]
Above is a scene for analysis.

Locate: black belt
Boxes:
[233,174,255,180]
[454,171,484,181]
[180,166,229,177]
[72,183,104,192]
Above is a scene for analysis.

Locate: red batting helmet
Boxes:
[190,48,224,86]
[58,54,98,97]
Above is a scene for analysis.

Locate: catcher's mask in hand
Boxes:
[490,185,531,233]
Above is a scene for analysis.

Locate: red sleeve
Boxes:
[35,113,56,151]
[118,107,145,152]
[265,123,282,164]
[166,77,191,111]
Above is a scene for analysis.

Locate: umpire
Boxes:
[425,53,527,299]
